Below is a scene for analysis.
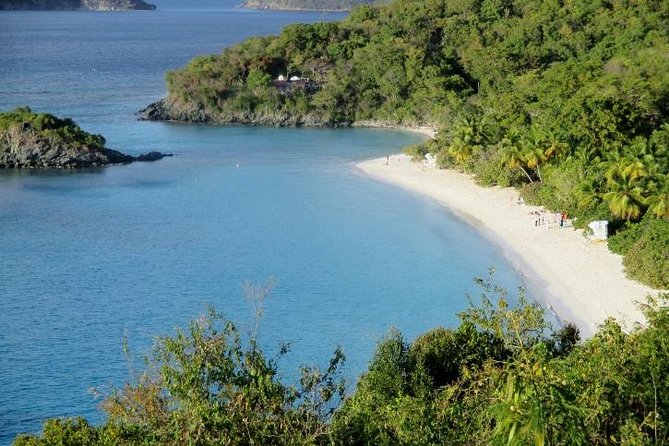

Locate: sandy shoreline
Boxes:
[357,155,657,337]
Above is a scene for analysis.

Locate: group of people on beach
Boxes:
[518,196,568,228]
[529,211,569,227]
[385,154,411,165]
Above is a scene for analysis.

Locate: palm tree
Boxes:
[604,157,648,186]
[570,144,602,170]
[577,179,603,212]
[645,177,669,220]
[448,114,488,162]
[519,125,560,183]
[500,128,534,183]
[601,176,646,220]
[448,138,475,162]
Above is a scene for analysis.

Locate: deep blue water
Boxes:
[1,2,523,443]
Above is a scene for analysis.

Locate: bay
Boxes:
[0,2,524,443]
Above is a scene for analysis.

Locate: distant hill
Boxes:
[0,0,156,10]
[241,0,376,11]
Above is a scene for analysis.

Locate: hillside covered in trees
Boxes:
[140,0,669,289]
[241,0,376,11]
[14,278,669,445]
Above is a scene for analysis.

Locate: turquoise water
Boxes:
[0,2,524,443]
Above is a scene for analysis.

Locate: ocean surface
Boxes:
[0,1,524,443]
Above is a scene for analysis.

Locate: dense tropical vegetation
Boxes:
[143,0,669,288]
[241,0,377,11]
[15,276,669,445]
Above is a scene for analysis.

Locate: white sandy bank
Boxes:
[357,155,658,337]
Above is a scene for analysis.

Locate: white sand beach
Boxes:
[357,155,658,337]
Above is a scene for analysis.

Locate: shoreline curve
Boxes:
[356,154,657,337]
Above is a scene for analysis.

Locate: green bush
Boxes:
[409,322,507,392]
[622,218,669,289]
[608,221,645,255]
[403,141,429,160]
[470,149,524,187]
[13,418,105,446]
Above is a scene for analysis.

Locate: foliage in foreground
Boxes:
[16,305,346,446]
[15,276,669,445]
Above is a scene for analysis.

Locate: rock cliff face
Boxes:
[137,97,344,128]
[0,0,156,10]
[241,0,374,11]
[0,108,170,168]
[0,127,170,168]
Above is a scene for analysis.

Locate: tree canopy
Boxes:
[241,0,377,11]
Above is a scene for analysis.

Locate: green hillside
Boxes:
[142,0,669,288]
[241,0,376,11]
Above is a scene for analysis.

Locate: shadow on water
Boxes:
[0,167,174,195]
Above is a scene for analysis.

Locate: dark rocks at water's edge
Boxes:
[138,99,188,122]
[0,132,171,169]
[0,0,156,11]
[135,151,170,162]
[0,107,171,169]
[137,98,347,128]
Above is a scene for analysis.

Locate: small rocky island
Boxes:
[0,0,156,10]
[241,0,375,10]
[0,107,170,168]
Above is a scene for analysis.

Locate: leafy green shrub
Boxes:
[469,148,524,187]
[409,322,507,392]
[519,181,543,206]
[13,418,99,446]
[608,221,645,255]
[16,305,346,446]
[403,141,429,160]
[622,218,669,289]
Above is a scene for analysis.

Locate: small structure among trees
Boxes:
[271,74,318,93]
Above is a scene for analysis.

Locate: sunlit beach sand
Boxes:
[358,155,658,337]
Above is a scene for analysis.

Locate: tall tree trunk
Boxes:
[520,166,534,183]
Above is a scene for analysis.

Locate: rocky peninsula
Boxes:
[0,0,156,11]
[137,97,339,128]
[0,107,170,168]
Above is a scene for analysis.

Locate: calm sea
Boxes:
[0,1,524,442]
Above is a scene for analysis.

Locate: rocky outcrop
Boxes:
[137,98,348,128]
[0,127,171,169]
[0,0,156,10]
[137,99,210,123]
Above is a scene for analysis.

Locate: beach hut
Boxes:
[588,220,608,240]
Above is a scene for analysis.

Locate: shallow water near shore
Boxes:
[1,2,524,443]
